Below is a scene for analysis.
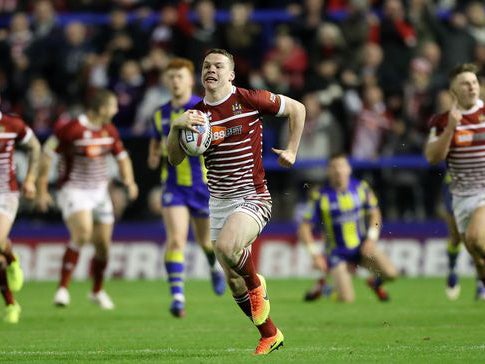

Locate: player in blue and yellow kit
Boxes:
[299,154,398,302]
[148,58,225,317]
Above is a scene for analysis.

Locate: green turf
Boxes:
[0,277,484,363]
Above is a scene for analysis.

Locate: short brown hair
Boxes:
[87,89,116,112]
[449,63,478,82]
[166,57,195,74]
[204,48,235,69]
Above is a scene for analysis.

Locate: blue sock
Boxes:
[165,250,185,301]
[447,241,460,272]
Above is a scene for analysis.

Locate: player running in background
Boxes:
[0,110,40,323]
[440,172,463,300]
[147,58,225,318]
[299,154,398,303]
[167,49,306,355]
[425,63,485,300]
[36,89,138,309]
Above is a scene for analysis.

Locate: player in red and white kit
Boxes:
[167,49,306,355]
[425,63,485,300]
[0,110,41,323]
[36,89,138,309]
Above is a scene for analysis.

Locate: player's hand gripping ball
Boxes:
[179,111,212,156]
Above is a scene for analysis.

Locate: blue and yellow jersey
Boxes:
[303,178,378,254]
[151,95,207,187]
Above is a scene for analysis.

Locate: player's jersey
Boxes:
[45,114,127,189]
[0,112,33,193]
[151,95,207,187]
[303,178,378,253]
[428,100,485,196]
[195,86,285,199]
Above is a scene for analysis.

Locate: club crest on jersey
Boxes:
[232,102,243,115]
[83,130,92,139]
[0,126,4,133]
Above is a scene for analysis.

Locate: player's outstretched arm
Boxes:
[117,155,139,201]
[167,110,205,166]
[272,95,306,168]
[298,221,326,272]
[21,133,41,200]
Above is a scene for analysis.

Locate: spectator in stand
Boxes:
[1,12,33,105]
[428,7,476,73]
[0,0,22,14]
[28,0,63,80]
[418,40,447,90]
[249,59,292,155]
[111,59,145,128]
[249,59,291,96]
[465,1,485,45]
[376,0,417,94]
[264,25,308,92]
[408,0,439,48]
[148,3,191,56]
[220,2,262,88]
[339,0,373,70]
[93,8,146,80]
[402,57,437,153]
[291,0,326,51]
[53,21,96,105]
[281,92,343,193]
[22,76,60,134]
[185,0,221,74]
[132,69,171,135]
[139,47,171,87]
[309,22,346,68]
[303,58,346,141]
[351,84,393,160]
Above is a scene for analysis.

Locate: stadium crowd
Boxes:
[1,0,485,221]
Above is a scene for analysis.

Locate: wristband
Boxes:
[308,244,321,255]
[367,226,380,241]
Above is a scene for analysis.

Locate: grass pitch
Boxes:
[0,277,484,363]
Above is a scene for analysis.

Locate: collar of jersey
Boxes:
[204,85,236,106]
[461,99,484,115]
[79,114,102,131]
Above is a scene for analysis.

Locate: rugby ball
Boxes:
[179,111,212,156]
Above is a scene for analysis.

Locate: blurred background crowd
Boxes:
[1,0,484,223]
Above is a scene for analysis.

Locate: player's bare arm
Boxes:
[35,138,56,212]
[361,204,382,256]
[117,155,138,201]
[147,138,162,170]
[271,95,306,168]
[425,102,461,164]
[21,133,41,200]
[167,110,205,165]
[298,221,327,272]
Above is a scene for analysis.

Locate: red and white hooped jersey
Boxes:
[0,111,33,193]
[46,114,127,189]
[195,86,285,199]
[428,99,485,196]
